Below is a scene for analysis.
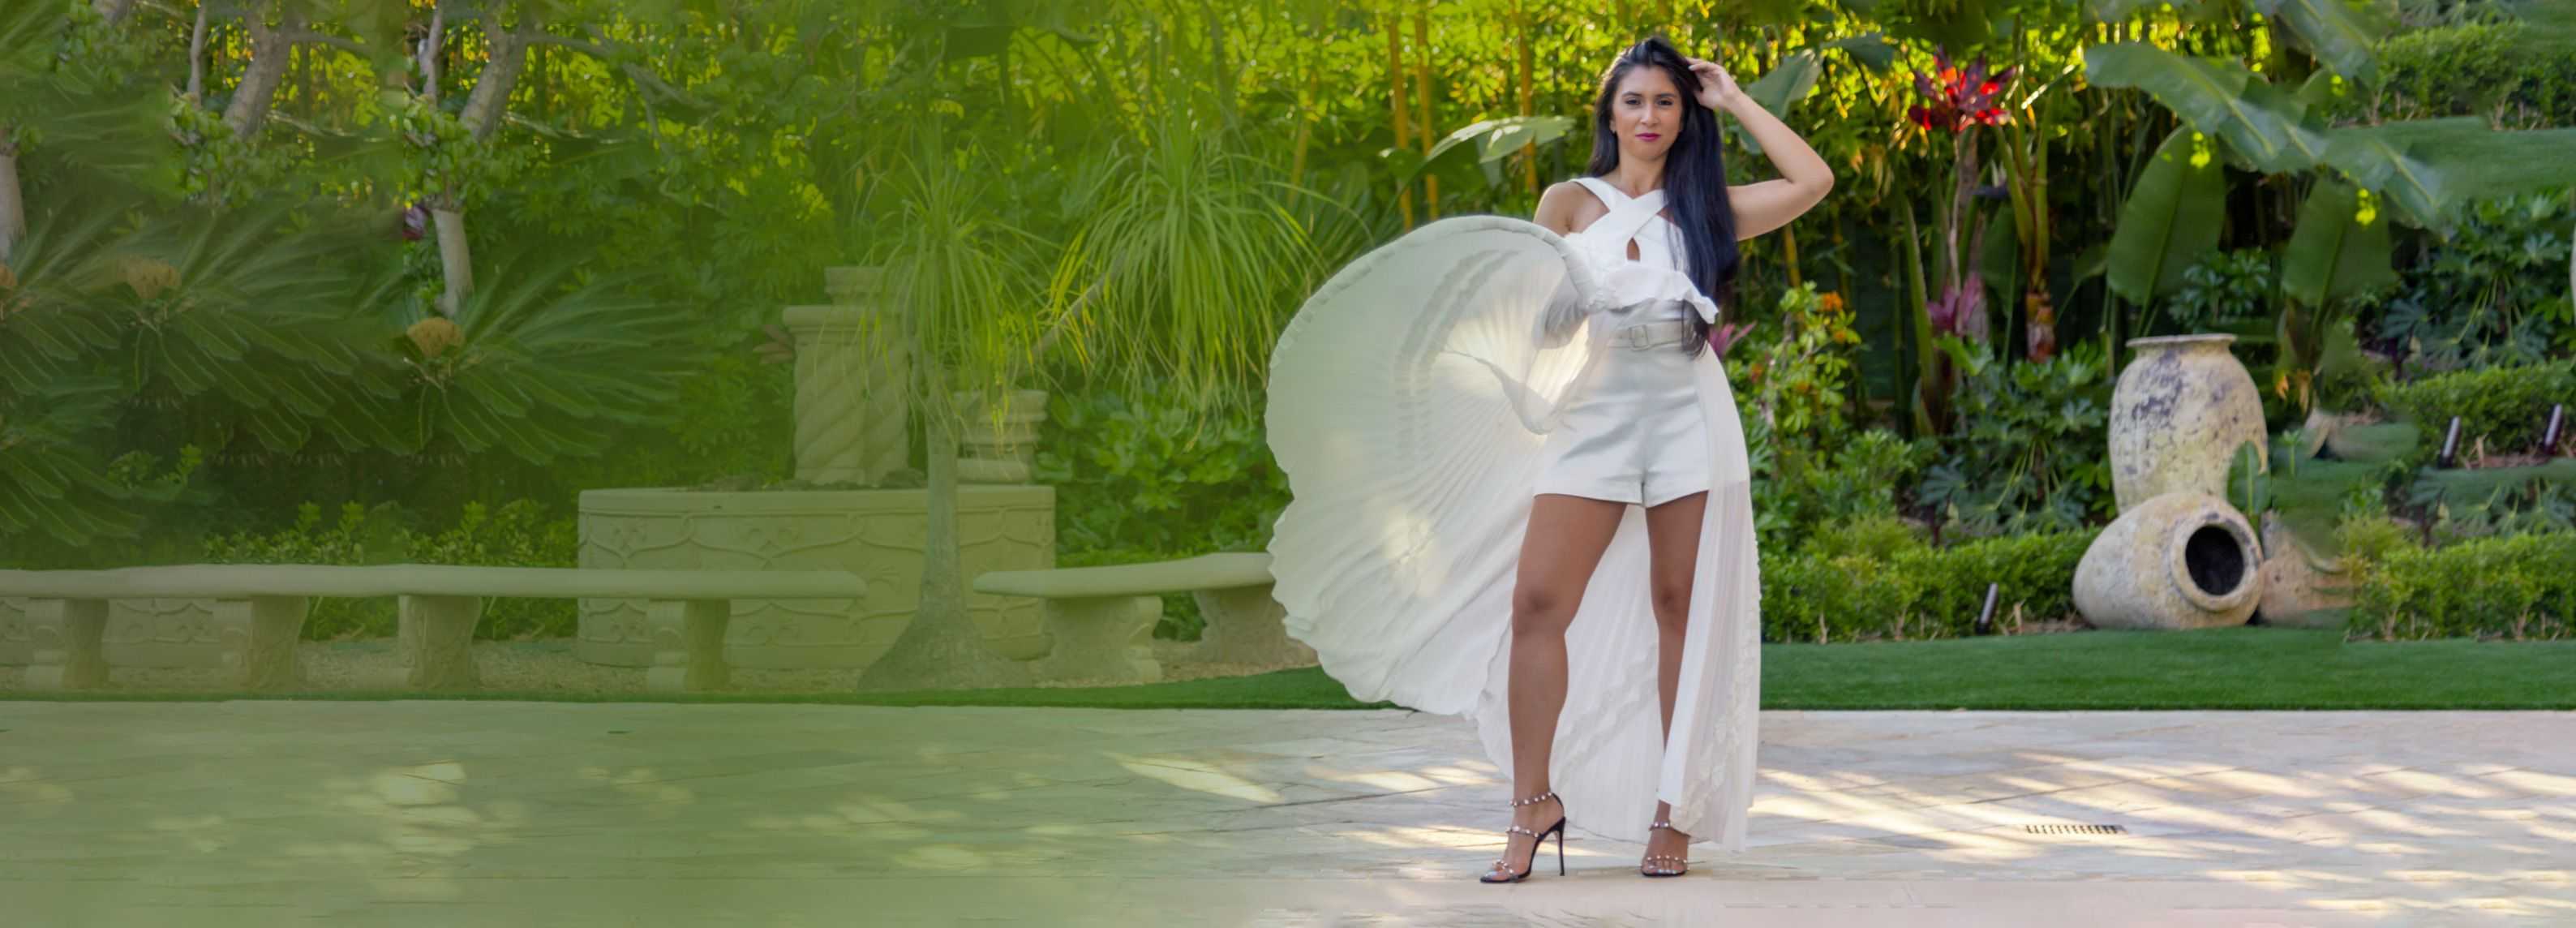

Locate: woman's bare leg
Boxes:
[1483,492,1626,880]
[1639,489,1709,871]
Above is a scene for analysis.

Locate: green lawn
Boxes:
[15,628,2574,709]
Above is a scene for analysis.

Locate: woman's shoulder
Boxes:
[1538,178,1592,208]
[1535,179,1606,235]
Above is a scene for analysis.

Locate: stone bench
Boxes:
[970,552,1312,685]
[0,565,865,694]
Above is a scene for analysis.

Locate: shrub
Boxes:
[2163,248,2275,333]
[1800,512,1930,561]
[2374,358,2576,465]
[1762,524,2099,643]
[2369,20,2576,127]
[1754,427,1938,552]
[2345,528,2576,642]
[1033,383,1292,639]
[2368,192,2574,371]
[202,500,577,640]
[1917,339,2115,536]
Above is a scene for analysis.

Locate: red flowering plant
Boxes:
[1907,49,2016,346]
[1908,51,2015,133]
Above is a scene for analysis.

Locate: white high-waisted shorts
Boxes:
[1530,319,1712,508]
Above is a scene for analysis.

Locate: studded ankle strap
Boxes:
[1508,789,1559,808]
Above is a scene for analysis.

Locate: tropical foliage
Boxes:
[1,1,2568,647]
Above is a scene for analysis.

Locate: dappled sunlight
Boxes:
[1337,823,1475,852]
[1106,752,1283,804]
[2199,768,2326,798]
[1760,767,1893,795]
[574,766,696,818]
[0,767,72,805]
[12,704,2573,922]
[146,813,227,853]
[754,795,963,834]
[892,844,990,870]
[2532,823,2576,843]
[280,760,531,902]
[1412,764,1492,786]
[1320,769,1443,793]
[1738,738,2576,919]
[2492,770,2576,796]
[2371,768,2512,799]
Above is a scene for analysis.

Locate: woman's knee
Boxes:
[1651,584,1693,630]
[1511,583,1579,634]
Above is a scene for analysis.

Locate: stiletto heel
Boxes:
[1479,789,1568,883]
[1638,818,1689,877]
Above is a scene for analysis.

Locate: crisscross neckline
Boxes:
[1574,176,1677,224]
[1570,176,1684,269]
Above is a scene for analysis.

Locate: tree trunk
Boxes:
[419,2,447,105]
[432,207,472,316]
[0,126,21,266]
[462,25,531,142]
[221,7,304,140]
[186,1,211,102]
[856,363,1032,691]
[428,17,539,316]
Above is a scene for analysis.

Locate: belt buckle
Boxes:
[1611,321,1673,350]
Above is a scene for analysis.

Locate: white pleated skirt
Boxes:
[1264,216,1762,852]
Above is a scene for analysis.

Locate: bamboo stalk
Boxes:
[1414,4,1438,220]
[1291,60,1316,185]
[1517,0,1535,196]
[1386,10,1413,229]
[1783,226,1801,288]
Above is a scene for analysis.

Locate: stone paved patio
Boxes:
[5,703,2573,926]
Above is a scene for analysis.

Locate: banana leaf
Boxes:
[2280,178,2397,309]
[2251,0,2396,86]
[2083,44,2326,175]
[1734,49,1824,158]
[2106,127,2228,307]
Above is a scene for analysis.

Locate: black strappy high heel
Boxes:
[1638,818,1689,877]
[1479,789,1567,883]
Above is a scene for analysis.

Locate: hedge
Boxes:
[1762,527,2098,643]
[2375,359,2576,465]
[2345,527,2576,642]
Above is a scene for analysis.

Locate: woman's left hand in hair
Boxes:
[1684,57,1745,114]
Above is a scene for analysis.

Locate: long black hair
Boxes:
[1584,36,1740,357]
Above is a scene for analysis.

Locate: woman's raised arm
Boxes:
[1685,56,1835,242]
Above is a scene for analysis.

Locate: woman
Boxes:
[1262,35,1833,883]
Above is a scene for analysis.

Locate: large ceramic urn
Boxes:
[2073,492,2263,630]
[2108,334,2268,513]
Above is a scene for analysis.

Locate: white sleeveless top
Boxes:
[1565,176,1719,329]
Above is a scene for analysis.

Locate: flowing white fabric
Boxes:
[1264,183,1762,852]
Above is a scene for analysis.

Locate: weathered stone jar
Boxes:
[2108,334,2267,513]
[2074,492,2263,630]
[2254,512,2355,629]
